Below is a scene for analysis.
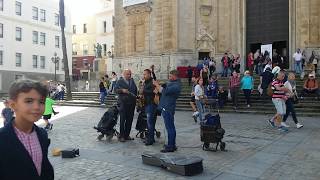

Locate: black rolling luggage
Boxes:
[142,152,203,176]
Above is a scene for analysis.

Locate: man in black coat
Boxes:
[115,69,138,142]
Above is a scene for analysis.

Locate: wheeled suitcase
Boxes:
[142,152,203,176]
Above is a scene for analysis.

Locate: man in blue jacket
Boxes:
[154,70,181,153]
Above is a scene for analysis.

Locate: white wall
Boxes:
[0,0,72,76]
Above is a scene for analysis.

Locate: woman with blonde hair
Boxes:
[282,73,303,129]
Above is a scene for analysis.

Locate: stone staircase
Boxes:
[57,76,320,117]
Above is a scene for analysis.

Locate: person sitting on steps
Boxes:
[300,73,320,100]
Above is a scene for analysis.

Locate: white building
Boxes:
[0,0,72,94]
[95,0,114,75]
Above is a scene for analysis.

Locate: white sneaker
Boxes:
[192,111,199,117]
[281,122,290,128]
[296,123,303,129]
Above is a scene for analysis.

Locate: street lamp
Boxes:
[51,52,60,82]
[88,63,91,80]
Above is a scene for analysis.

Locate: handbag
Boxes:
[267,84,273,97]
[154,94,160,105]
[227,90,231,100]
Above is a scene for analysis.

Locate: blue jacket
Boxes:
[0,121,54,180]
[158,79,181,114]
[241,76,254,90]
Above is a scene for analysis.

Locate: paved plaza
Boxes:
[1,105,320,180]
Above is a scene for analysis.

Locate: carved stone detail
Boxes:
[196,29,216,56]
[124,4,152,16]
[200,5,212,16]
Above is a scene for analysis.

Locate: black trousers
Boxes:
[301,89,320,98]
[243,89,252,105]
[283,98,298,124]
[119,103,136,138]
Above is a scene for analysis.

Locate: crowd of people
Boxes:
[189,48,319,132]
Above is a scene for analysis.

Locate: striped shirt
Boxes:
[271,80,285,99]
[14,126,43,176]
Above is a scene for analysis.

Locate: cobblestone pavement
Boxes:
[41,106,320,180]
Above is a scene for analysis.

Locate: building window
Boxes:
[40,56,45,69]
[15,74,23,80]
[83,44,88,55]
[72,43,77,55]
[103,21,107,33]
[40,9,46,22]
[32,55,38,68]
[0,50,3,65]
[32,31,38,44]
[16,53,22,67]
[83,24,87,33]
[61,59,64,70]
[40,32,45,45]
[83,59,88,66]
[0,23,3,38]
[55,36,60,48]
[0,0,3,11]
[73,25,76,34]
[15,1,21,16]
[16,27,22,41]
[54,13,59,26]
[32,7,38,20]
[112,16,115,27]
[103,44,107,56]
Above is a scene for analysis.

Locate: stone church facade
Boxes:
[113,0,320,78]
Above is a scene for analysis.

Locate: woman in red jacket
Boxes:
[247,52,254,74]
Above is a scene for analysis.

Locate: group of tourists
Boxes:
[188,48,319,132]
[97,72,118,105]
[293,48,319,75]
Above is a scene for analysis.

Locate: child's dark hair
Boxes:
[9,80,48,100]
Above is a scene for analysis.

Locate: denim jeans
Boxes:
[222,67,229,77]
[195,99,205,123]
[59,91,65,100]
[295,61,302,74]
[145,104,157,142]
[100,91,107,104]
[161,109,176,149]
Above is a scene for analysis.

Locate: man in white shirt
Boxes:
[293,49,303,74]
